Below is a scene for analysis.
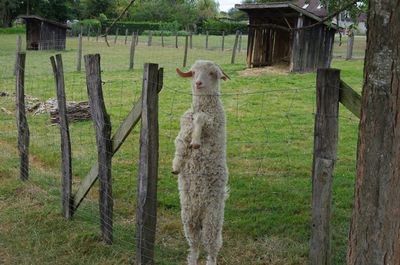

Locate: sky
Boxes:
[218,0,239,12]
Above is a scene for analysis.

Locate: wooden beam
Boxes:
[339,80,361,118]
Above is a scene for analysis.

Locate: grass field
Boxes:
[0,33,365,264]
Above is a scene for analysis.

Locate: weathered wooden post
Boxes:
[129,32,137,70]
[87,26,91,41]
[231,30,240,64]
[189,31,192,49]
[161,31,164,47]
[183,34,189,67]
[346,32,354,60]
[310,68,340,265]
[136,30,139,45]
[105,27,109,44]
[14,35,22,76]
[238,31,242,52]
[76,33,82,72]
[15,52,29,181]
[52,31,56,50]
[205,31,209,49]
[124,29,128,45]
[221,31,225,51]
[84,54,113,245]
[114,28,119,44]
[175,31,178,48]
[96,27,100,42]
[50,54,73,220]
[148,31,153,46]
[136,63,161,265]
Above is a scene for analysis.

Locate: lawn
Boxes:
[0,33,365,264]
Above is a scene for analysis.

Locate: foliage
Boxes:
[71,19,102,36]
[0,24,25,34]
[201,19,248,34]
[101,21,162,35]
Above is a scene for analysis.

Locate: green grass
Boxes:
[0,33,365,264]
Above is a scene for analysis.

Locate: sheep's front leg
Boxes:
[190,112,208,149]
[172,138,186,175]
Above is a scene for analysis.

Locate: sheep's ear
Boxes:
[220,70,230,81]
[176,68,193,78]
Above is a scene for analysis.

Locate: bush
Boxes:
[102,21,161,35]
[201,19,248,35]
[71,19,102,36]
[0,25,26,34]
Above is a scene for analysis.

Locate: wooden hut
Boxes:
[18,15,70,51]
[236,0,337,72]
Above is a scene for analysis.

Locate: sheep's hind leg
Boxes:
[182,214,201,265]
[203,204,224,265]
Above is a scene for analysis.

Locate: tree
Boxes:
[347,0,400,264]
[0,0,23,27]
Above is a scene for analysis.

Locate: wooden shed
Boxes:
[18,15,70,51]
[236,0,337,72]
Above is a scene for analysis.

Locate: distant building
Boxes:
[236,0,338,72]
[17,15,70,51]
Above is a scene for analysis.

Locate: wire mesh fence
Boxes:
[0,33,361,264]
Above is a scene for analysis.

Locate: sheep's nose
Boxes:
[195,81,202,87]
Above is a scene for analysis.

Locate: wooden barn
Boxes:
[18,15,70,51]
[236,0,337,72]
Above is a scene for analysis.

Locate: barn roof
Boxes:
[236,1,329,23]
[18,15,71,30]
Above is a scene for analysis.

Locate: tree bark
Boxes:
[347,1,400,264]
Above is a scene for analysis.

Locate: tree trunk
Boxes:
[347,1,400,264]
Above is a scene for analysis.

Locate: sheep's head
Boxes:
[176,60,229,95]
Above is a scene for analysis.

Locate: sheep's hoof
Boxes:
[190,143,201,149]
[171,170,179,175]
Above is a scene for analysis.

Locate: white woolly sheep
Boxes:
[172,60,229,265]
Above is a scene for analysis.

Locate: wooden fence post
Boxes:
[50,54,73,220]
[136,63,160,265]
[14,35,22,76]
[76,33,82,72]
[310,68,340,265]
[238,31,242,52]
[15,52,29,181]
[205,31,209,49]
[189,31,192,49]
[183,35,188,67]
[148,31,153,46]
[88,26,91,41]
[161,31,164,47]
[175,32,178,48]
[114,28,119,44]
[84,54,113,245]
[96,27,100,42]
[346,32,354,60]
[221,31,225,51]
[231,30,240,64]
[125,29,128,45]
[52,31,56,50]
[130,32,137,70]
[105,27,109,44]
[136,31,139,45]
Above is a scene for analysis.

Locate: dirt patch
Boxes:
[238,64,290,77]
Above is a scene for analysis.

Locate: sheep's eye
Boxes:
[209,72,214,76]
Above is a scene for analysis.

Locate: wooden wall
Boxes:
[25,19,67,51]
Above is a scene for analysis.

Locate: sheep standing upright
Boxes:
[172,60,229,265]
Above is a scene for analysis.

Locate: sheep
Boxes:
[172,60,229,265]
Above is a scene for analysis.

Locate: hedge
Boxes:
[71,19,101,36]
[102,21,162,35]
[200,20,248,35]
[0,25,26,34]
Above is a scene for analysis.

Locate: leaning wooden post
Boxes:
[183,35,189,67]
[238,31,242,52]
[15,52,29,181]
[50,54,73,220]
[346,32,354,60]
[105,27,109,44]
[76,33,82,72]
[14,35,22,76]
[147,31,152,46]
[129,32,137,70]
[221,31,225,51]
[114,28,119,44]
[124,29,128,45]
[136,30,139,45]
[175,32,178,48]
[136,63,161,265]
[231,30,240,64]
[161,31,164,47]
[205,31,209,49]
[84,54,113,244]
[310,68,340,265]
[189,31,192,49]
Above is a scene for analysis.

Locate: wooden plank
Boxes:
[15,52,29,181]
[129,32,136,70]
[84,54,113,244]
[50,54,73,220]
[231,30,240,64]
[339,80,361,118]
[76,33,82,72]
[183,35,188,67]
[73,67,164,213]
[310,68,340,265]
[136,63,160,265]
